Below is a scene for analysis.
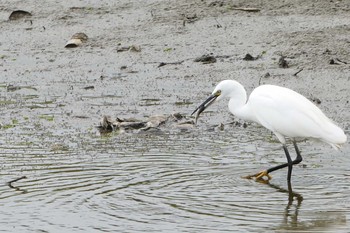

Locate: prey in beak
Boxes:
[191,90,221,124]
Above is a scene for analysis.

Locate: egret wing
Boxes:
[248,85,334,140]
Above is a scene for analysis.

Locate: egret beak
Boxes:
[191,94,218,124]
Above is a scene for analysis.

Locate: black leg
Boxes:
[283,145,293,182]
[292,141,303,164]
[244,141,303,182]
[265,141,303,181]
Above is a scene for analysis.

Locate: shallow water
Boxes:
[1,123,349,232]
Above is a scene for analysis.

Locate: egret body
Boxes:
[192,80,347,182]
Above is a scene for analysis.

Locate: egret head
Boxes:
[192,80,243,123]
[192,80,237,123]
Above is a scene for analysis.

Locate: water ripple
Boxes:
[0,127,349,232]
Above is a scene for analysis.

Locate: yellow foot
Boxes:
[243,170,272,183]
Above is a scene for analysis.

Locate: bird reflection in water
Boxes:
[268,182,303,229]
[265,181,346,232]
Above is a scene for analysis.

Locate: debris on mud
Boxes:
[98,113,195,134]
[293,68,303,76]
[7,176,27,189]
[329,59,336,65]
[243,53,255,61]
[83,86,94,90]
[278,56,289,68]
[208,1,261,13]
[99,115,146,132]
[65,33,88,48]
[6,85,21,92]
[310,97,322,104]
[9,10,32,20]
[158,60,184,67]
[117,45,141,52]
[226,121,248,128]
[258,72,271,85]
[98,113,249,135]
[208,1,225,7]
[194,54,217,64]
[230,7,261,12]
[182,14,198,26]
[263,72,271,78]
[323,49,332,55]
[6,84,37,92]
[329,58,347,65]
[243,53,260,61]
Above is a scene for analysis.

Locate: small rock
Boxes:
[329,58,347,65]
[182,14,198,25]
[311,97,321,104]
[278,56,289,68]
[65,32,88,48]
[208,1,225,7]
[9,10,31,20]
[117,45,141,52]
[71,33,88,42]
[83,86,94,90]
[264,72,271,78]
[194,54,217,64]
[172,112,183,121]
[129,45,141,52]
[99,115,115,132]
[243,53,255,61]
[7,85,21,92]
[323,49,332,55]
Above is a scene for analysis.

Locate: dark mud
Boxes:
[0,0,349,232]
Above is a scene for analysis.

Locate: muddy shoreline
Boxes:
[1,1,349,132]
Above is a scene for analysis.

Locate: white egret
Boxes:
[192,80,347,183]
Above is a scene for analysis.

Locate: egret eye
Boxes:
[215,90,221,96]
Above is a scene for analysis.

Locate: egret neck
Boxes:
[226,82,257,123]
